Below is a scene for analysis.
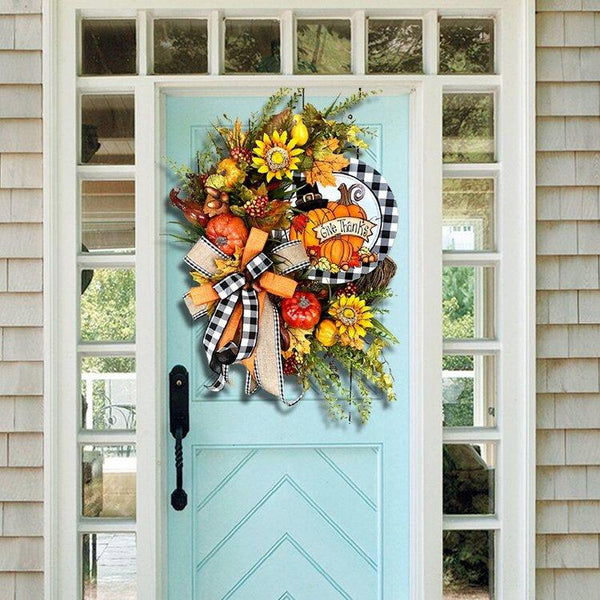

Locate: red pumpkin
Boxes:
[281,291,322,329]
[205,213,248,255]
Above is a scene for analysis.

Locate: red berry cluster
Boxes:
[244,195,269,218]
[282,355,299,375]
[336,282,358,297]
[230,146,252,165]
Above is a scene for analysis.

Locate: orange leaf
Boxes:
[304,152,350,187]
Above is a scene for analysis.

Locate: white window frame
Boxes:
[43,1,536,598]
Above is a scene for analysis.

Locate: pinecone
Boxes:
[230,146,252,165]
[244,194,269,218]
[336,282,358,297]
[282,355,299,376]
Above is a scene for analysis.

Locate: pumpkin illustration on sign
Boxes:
[290,182,377,269]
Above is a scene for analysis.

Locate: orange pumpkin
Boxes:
[290,207,335,248]
[326,183,367,252]
[321,237,355,265]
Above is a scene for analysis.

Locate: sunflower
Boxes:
[328,294,373,341]
[252,130,303,182]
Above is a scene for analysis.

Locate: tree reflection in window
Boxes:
[224,19,281,73]
[368,19,423,74]
[296,19,351,74]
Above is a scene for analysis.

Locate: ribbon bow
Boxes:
[184,228,310,400]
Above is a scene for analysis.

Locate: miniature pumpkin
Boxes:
[315,319,338,347]
[216,157,245,189]
[281,291,322,329]
[205,213,248,255]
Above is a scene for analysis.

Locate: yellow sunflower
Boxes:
[252,130,303,182]
[328,294,373,341]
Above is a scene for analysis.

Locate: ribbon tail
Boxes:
[253,297,285,400]
[203,294,240,387]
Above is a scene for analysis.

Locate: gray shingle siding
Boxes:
[537,0,600,596]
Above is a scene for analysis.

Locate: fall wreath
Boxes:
[169,88,399,423]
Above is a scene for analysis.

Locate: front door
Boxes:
[166,90,410,599]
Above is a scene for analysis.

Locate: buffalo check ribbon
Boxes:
[183,228,310,399]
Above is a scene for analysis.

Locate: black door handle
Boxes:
[169,365,189,511]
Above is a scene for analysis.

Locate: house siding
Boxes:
[0,0,597,597]
[0,0,44,597]
[536,0,600,596]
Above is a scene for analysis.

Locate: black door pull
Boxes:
[169,365,189,511]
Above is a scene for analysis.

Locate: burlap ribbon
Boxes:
[183,228,310,400]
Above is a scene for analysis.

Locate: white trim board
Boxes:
[43,2,536,599]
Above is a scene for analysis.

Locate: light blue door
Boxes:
[166,91,410,600]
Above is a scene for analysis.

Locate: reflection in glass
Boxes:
[443,266,495,339]
[296,19,351,74]
[81,95,135,165]
[82,445,136,518]
[439,18,494,74]
[443,93,494,163]
[443,530,494,599]
[81,357,136,430]
[81,180,135,253]
[80,268,136,342]
[224,19,280,73]
[444,442,495,515]
[153,19,208,74]
[81,19,137,76]
[82,533,136,600]
[443,355,496,427]
[368,19,423,73]
[443,179,494,251]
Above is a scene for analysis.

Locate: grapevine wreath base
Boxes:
[169,88,399,423]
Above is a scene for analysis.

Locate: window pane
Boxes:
[81,19,137,76]
[81,180,135,254]
[81,94,135,165]
[296,19,351,74]
[443,93,494,164]
[444,443,496,515]
[443,179,494,251]
[439,18,494,74]
[153,19,208,74]
[368,19,422,73]
[443,266,495,339]
[444,530,494,599]
[443,355,496,427]
[82,445,136,518]
[83,533,136,600]
[81,356,136,430]
[80,268,136,342]
[224,19,280,73]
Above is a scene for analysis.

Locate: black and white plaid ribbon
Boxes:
[203,252,272,391]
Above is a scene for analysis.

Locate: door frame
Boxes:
[43,2,536,599]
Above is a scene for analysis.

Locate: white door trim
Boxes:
[43,2,536,598]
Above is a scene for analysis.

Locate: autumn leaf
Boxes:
[305,152,350,187]
[190,250,242,285]
[282,326,313,360]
